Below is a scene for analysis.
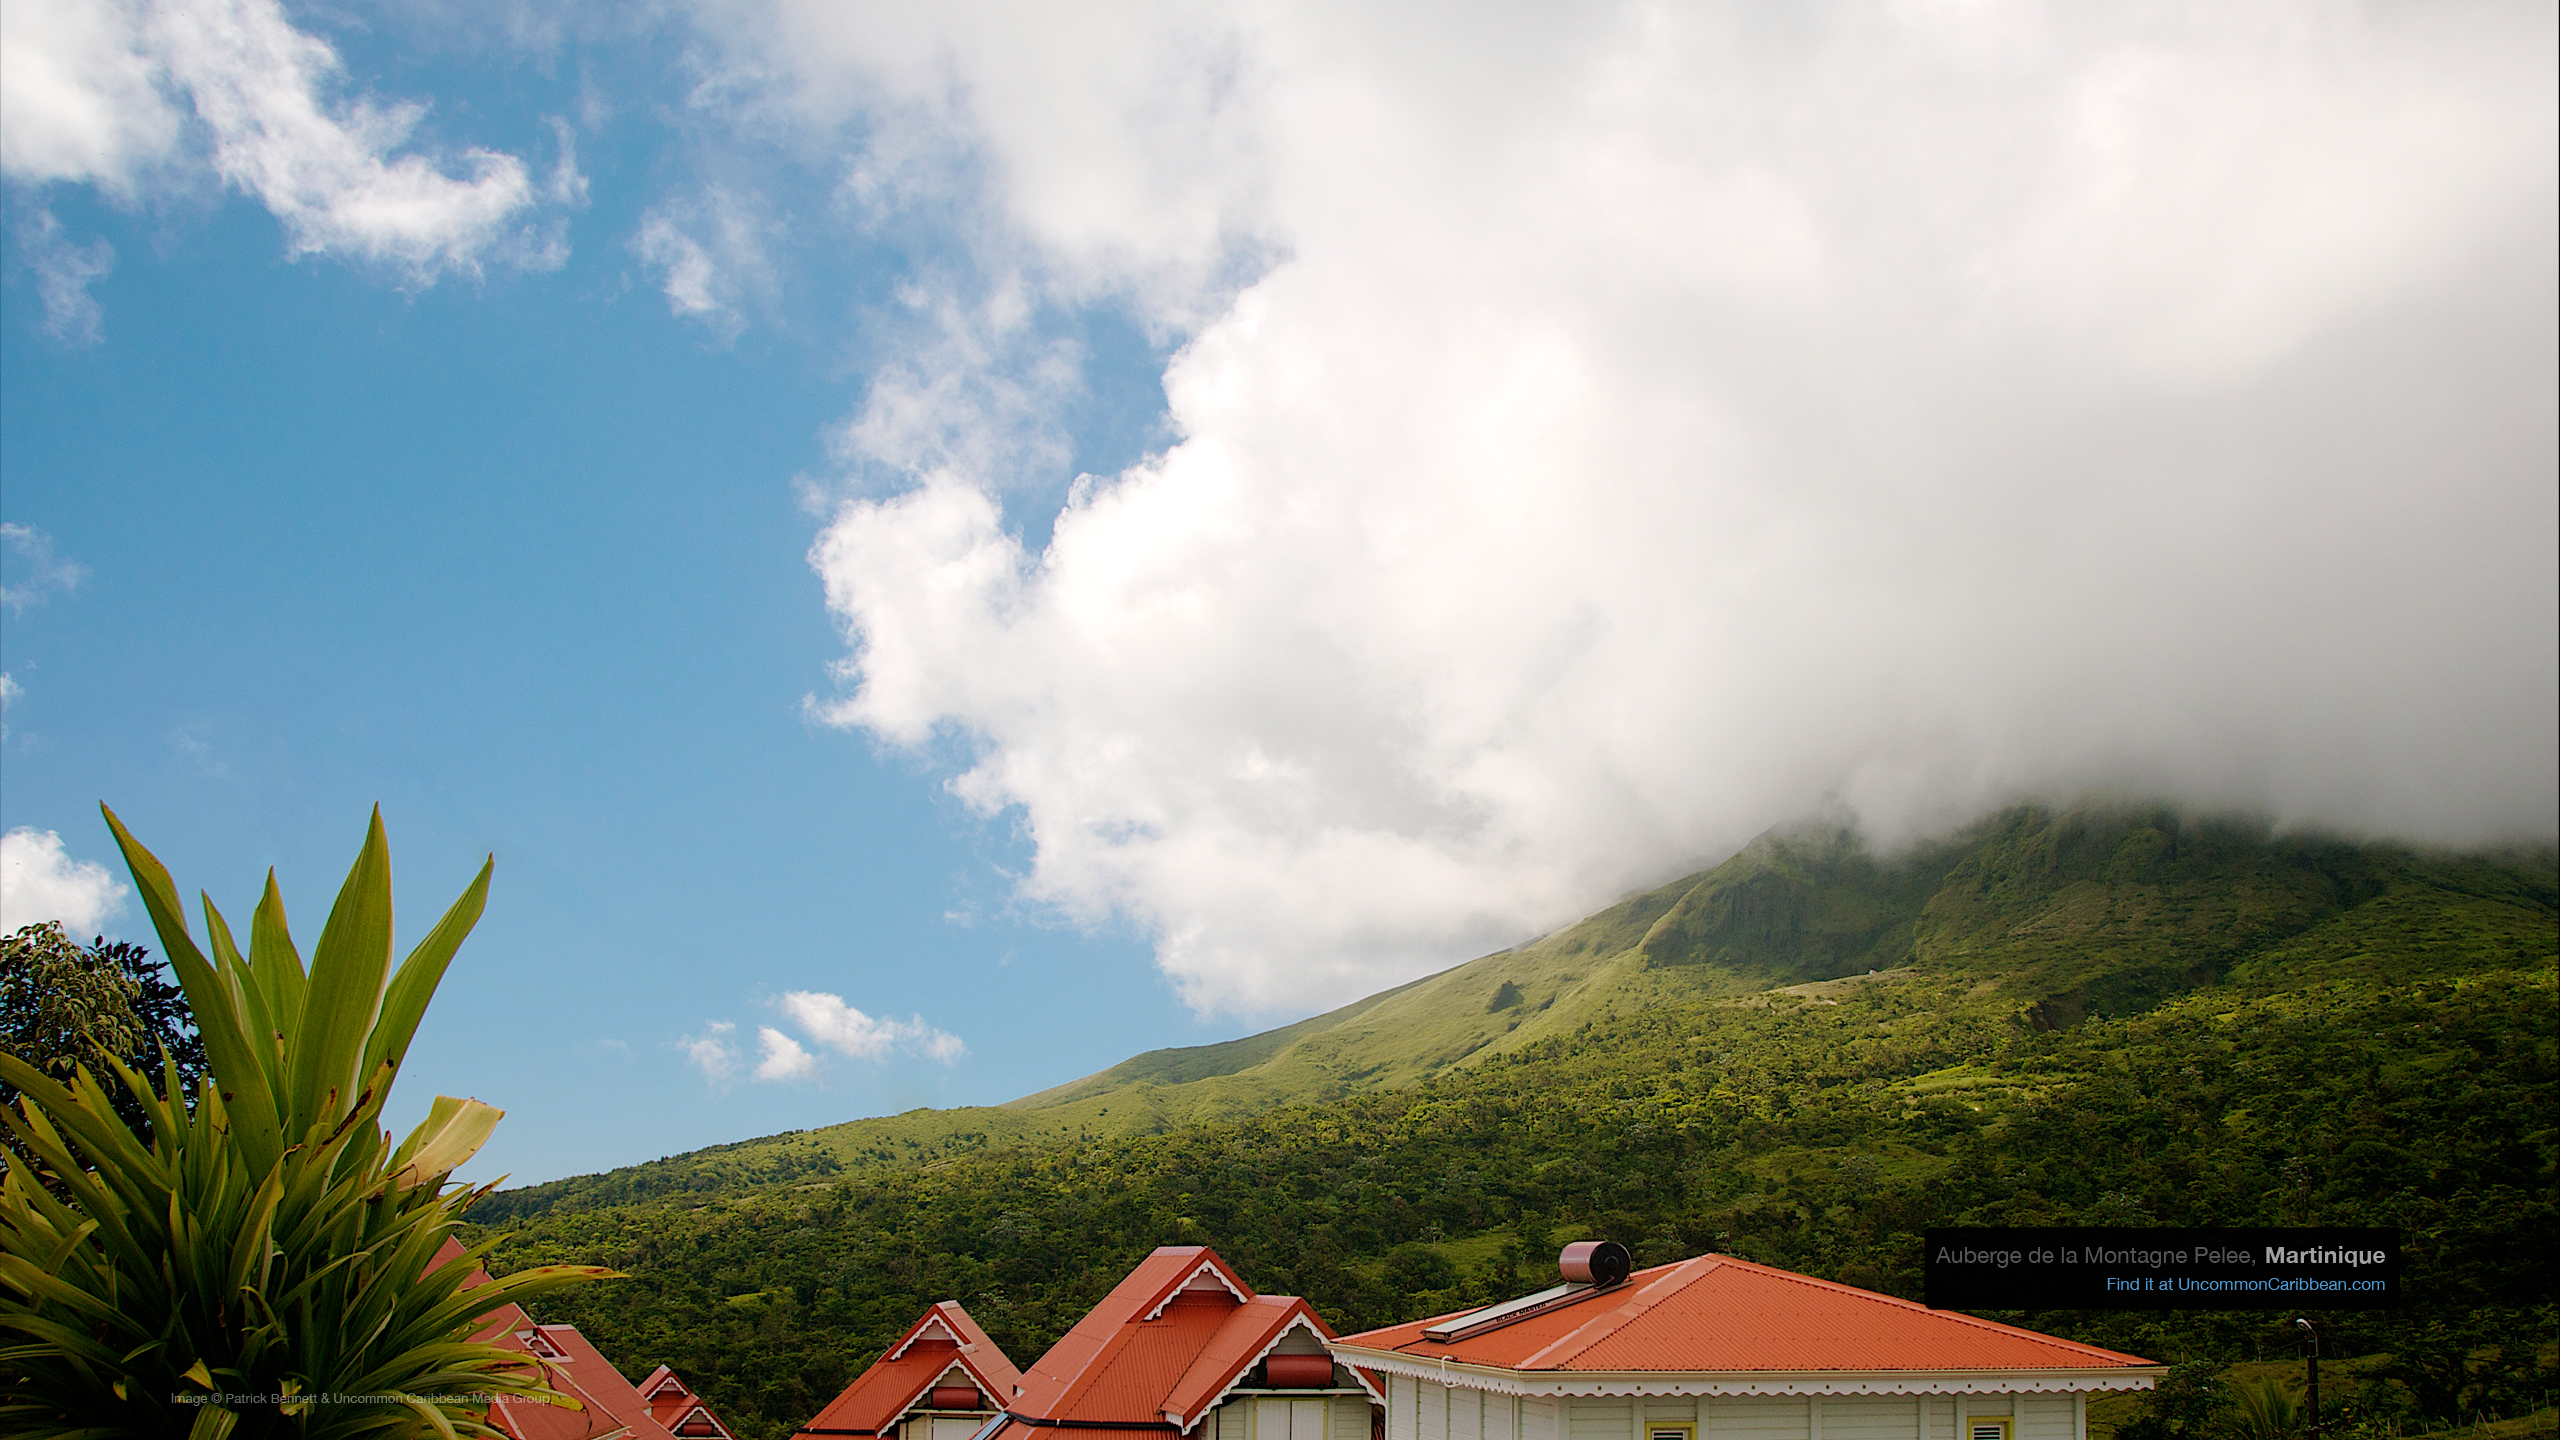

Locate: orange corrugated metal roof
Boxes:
[1010,1246,1356,1434]
[1335,1255,2156,1374]
[1163,1296,1331,1424]
[428,1235,706,1440]
[643,1365,741,1439]
[987,1424,1179,1440]
[488,1321,682,1440]
[1013,1247,1250,1423]
[799,1302,1025,1437]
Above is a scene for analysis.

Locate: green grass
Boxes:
[466,802,2556,1440]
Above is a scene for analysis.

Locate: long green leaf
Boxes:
[362,856,491,1084]
[291,807,397,1136]
[201,899,282,1099]
[249,870,308,1050]
[99,804,282,1168]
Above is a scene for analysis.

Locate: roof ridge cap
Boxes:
[1167,1300,1323,1429]
[1513,1254,1721,1370]
[1704,1254,2155,1367]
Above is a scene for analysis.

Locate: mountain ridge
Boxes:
[475,800,2555,1223]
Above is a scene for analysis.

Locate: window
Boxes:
[1651,1424,1697,1440]
[1968,1418,2011,1440]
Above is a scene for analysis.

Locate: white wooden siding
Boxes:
[1250,1397,1340,1440]
[2017,1396,2073,1440]
[1707,1396,1809,1440]
[1568,1397,1633,1440]
[1822,1396,1916,1440]
[1522,1397,1561,1440]
[1452,1389,1483,1440]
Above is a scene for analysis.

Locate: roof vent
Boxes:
[1421,1241,1630,1344]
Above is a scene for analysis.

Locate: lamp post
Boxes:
[2294,1318,2321,1440]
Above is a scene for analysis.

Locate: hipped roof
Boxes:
[1333,1254,2157,1378]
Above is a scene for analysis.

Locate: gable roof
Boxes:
[643,1366,740,1439]
[797,1302,1026,1437]
[989,1246,1371,1440]
[1331,1254,2159,1392]
[486,1320,683,1440]
[427,1236,715,1440]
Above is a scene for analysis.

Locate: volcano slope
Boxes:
[475,804,2557,1440]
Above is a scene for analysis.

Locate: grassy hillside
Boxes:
[481,804,2541,1223]
[471,803,2558,1440]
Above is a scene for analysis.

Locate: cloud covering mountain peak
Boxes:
[747,1,2560,1015]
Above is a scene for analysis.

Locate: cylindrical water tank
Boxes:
[1558,1240,1630,1287]
[930,1387,987,1411]
[1264,1355,1336,1389]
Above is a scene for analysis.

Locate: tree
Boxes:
[0,806,609,1438]
[1,919,143,1074]
[2,922,209,1148]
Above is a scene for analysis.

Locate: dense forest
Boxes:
[471,807,2558,1440]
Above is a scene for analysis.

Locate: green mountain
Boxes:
[481,802,2547,1221]
[472,802,2557,1440]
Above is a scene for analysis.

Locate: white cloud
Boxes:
[631,186,774,341]
[753,1025,820,1081]
[677,1019,739,1084]
[740,2,2560,1016]
[778,989,964,1064]
[0,0,182,194]
[1,0,572,285]
[0,524,87,614]
[0,827,129,936]
[15,204,115,343]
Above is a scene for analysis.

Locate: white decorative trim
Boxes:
[1147,1261,1253,1320]
[1323,1350,2160,1401]
[891,1312,965,1361]
[1172,1313,1385,1433]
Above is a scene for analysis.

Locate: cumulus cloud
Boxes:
[1,0,572,284]
[778,990,964,1064]
[0,0,182,194]
[0,523,86,614]
[677,1019,739,1083]
[0,827,129,936]
[740,1,2560,1015]
[680,994,961,1087]
[753,1025,820,1081]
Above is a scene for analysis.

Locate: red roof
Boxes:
[799,1302,1027,1436]
[987,1246,1364,1440]
[427,1236,725,1440]
[642,1365,742,1438]
[1334,1254,2157,1375]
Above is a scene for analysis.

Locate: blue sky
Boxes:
[4,1,2554,1187]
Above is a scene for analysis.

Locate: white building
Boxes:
[1328,1250,2160,1440]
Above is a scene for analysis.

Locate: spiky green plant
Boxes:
[0,806,609,1439]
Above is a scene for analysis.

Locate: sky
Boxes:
[2,0,2554,1187]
